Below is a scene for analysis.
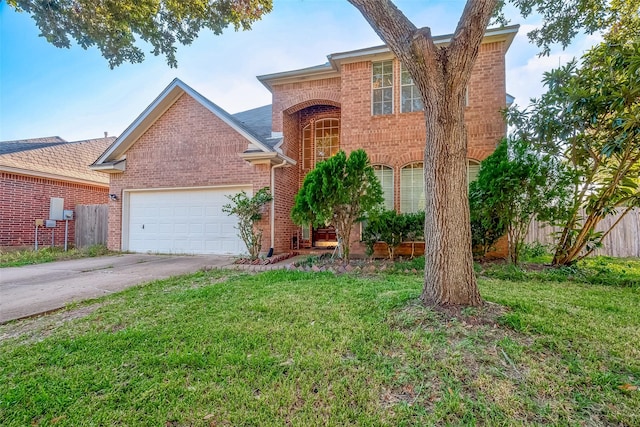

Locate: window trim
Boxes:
[314,118,340,164]
[371,60,394,116]
[302,124,312,171]
[372,164,394,211]
[302,118,341,170]
[400,64,424,113]
[468,159,481,185]
[400,161,425,213]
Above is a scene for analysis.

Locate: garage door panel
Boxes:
[189,224,203,233]
[189,206,204,216]
[127,187,250,255]
[205,207,220,217]
[174,224,188,233]
[205,223,223,233]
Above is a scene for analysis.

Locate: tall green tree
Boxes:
[470,138,570,265]
[11,0,638,305]
[291,149,383,261]
[507,21,640,265]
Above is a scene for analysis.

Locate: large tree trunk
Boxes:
[419,81,481,306]
[348,0,497,306]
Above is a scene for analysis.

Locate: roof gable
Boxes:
[93,79,274,166]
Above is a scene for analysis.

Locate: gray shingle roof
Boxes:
[0,136,68,155]
[232,105,281,149]
[0,137,115,184]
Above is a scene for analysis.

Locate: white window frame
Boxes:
[468,159,480,185]
[400,64,424,113]
[314,118,340,164]
[373,165,394,211]
[400,162,425,213]
[302,124,312,171]
[302,119,340,170]
[372,60,394,115]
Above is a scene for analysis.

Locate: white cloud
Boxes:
[505,22,602,108]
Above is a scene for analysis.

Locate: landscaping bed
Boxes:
[233,251,299,265]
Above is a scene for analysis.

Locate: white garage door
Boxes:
[127,187,251,255]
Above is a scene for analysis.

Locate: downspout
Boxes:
[269,159,288,256]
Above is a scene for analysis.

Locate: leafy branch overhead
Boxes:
[8,0,637,69]
[7,0,273,68]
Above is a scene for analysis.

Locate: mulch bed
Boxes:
[233,252,299,265]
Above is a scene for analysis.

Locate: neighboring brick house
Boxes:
[91,25,517,256]
[0,137,114,248]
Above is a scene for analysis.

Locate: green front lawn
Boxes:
[1,265,638,426]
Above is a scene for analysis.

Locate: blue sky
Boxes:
[0,0,600,142]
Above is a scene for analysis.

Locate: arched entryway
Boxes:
[287,103,341,248]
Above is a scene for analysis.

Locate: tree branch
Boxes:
[347,0,439,73]
[448,0,499,85]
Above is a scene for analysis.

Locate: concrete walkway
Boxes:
[0,254,234,323]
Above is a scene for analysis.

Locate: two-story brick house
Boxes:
[91,25,517,255]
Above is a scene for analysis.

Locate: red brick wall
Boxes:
[107,93,271,252]
[107,41,507,256]
[272,110,302,252]
[0,172,108,247]
[340,42,505,158]
[272,78,341,133]
[268,41,508,255]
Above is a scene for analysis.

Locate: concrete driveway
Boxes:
[0,254,234,323]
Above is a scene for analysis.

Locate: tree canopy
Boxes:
[470,138,570,265]
[8,0,639,69]
[506,20,640,265]
[7,0,272,68]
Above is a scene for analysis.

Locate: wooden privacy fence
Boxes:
[526,207,640,258]
[75,204,108,248]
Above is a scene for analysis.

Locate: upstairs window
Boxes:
[373,165,394,210]
[401,65,423,113]
[372,60,393,115]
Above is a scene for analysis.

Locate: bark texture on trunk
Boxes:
[348,0,498,306]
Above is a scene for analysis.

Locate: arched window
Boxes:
[400,162,424,213]
[468,159,481,185]
[302,124,312,170]
[302,118,340,170]
[315,118,339,163]
[373,165,394,210]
